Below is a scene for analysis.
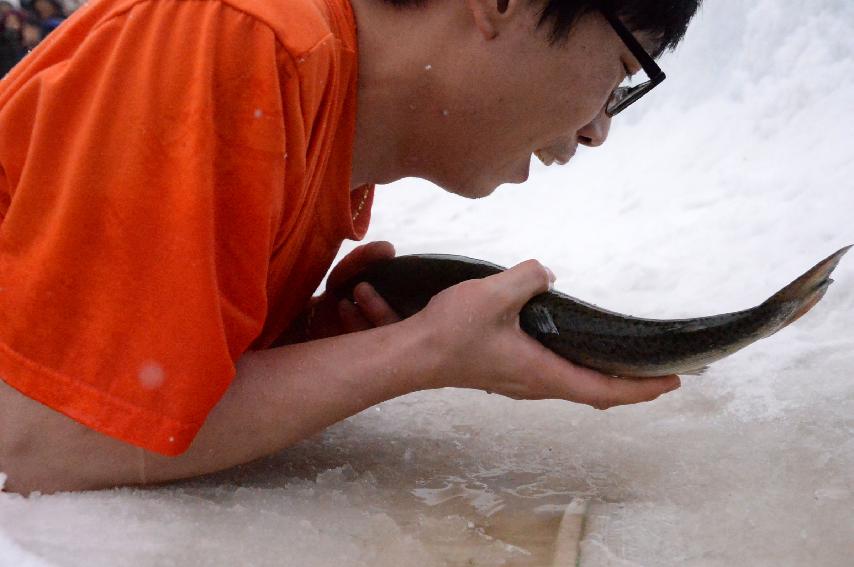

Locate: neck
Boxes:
[348,0,457,189]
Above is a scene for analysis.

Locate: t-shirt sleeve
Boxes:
[0,1,290,455]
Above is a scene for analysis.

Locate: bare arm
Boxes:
[0,319,434,493]
[0,254,679,494]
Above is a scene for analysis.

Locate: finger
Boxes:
[586,374,680,410]
[561,364,680,410]
[519,338,680,408]
[353,282,402,326]
[327,241,396,292]
[338,299,373,333]
[485,259,556,313]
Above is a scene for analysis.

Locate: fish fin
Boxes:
[681,366,709,376]
[527,304,559,336]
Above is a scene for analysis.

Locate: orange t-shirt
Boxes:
[0,0,374,455]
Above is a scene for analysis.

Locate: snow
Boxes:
[2,0,853,565]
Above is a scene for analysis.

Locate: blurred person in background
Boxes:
[0,1,26,76]
[0,0,16,17]
[31,0,65,36]
[19,11,42,49]
[58,0,84,13]
[1,0,71,75]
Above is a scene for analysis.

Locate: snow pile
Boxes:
[2,0,852,565]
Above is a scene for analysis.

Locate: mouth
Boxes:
[534,148,575,166]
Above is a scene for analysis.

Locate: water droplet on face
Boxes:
[442,110,449,117]
[425,64,432,71]
[138,362,165,390]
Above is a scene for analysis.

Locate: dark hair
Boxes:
[381,0,702,56]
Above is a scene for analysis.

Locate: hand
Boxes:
[304,241,402,340]
[406,259,681,410]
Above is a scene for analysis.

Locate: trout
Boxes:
[338,246,850,377]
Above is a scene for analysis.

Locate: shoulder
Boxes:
[219,0,345,58]
[77,0,339,56]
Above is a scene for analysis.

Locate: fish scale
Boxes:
[337,246,850,377]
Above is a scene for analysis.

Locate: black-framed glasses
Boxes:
[600,9,666,117]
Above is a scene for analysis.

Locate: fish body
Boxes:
[338,247,850,377]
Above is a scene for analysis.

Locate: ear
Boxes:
[465,0,526,40]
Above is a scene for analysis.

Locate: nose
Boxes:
[577,108,612,147]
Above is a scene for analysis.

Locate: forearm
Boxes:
[147,321,436,481]
[0,321,435,493]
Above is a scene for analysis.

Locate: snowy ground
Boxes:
[2,0,853,565]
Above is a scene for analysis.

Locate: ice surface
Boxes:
[2,0,853,565]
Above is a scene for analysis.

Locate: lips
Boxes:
[534,147,575,166]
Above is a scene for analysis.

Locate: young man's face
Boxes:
[420,4,655,198]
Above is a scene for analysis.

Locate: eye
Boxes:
[619,61,646,88]
[617,62,635,87]
[622,63,633,78]
[618,69,636,89]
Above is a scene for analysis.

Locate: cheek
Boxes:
[451,103,537,158]
[546,52,618,131]
[548,76,612,135]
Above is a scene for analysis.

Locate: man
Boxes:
[0,0,700,493]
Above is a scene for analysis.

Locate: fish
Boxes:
[336,246,851,377]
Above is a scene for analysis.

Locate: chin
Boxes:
[426,156,533,198]
[426,171,499,200]
[447,181,500,200]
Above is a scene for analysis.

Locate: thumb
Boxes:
[487,259,556,313]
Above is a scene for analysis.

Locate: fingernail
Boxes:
[544,266,556,288]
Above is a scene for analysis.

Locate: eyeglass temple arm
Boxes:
[600,9,666,83]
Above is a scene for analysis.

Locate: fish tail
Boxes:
[784,278,833,326]
[764,245,851,327]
